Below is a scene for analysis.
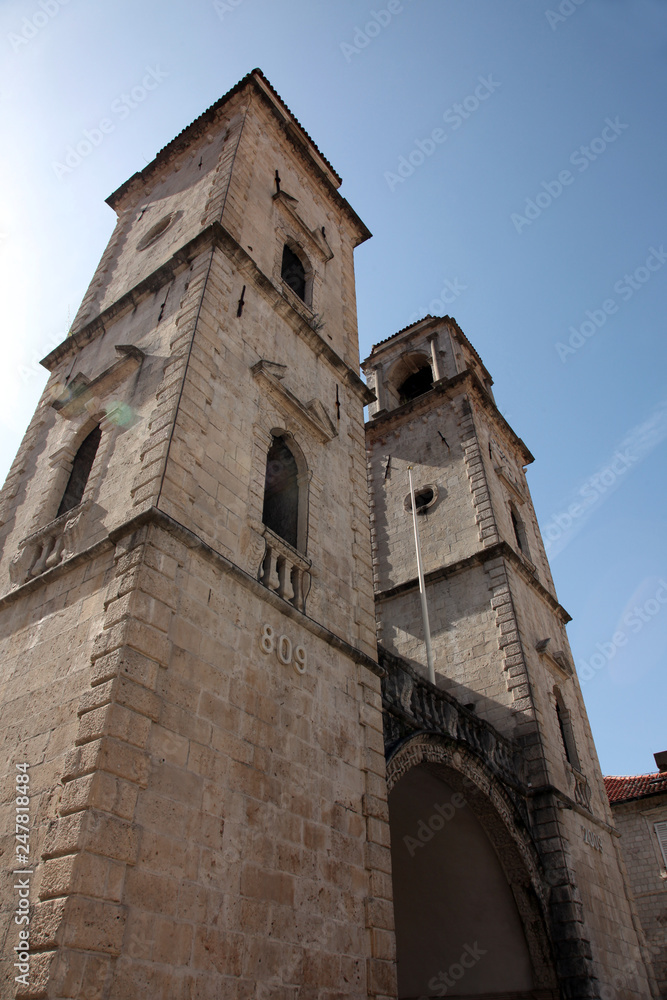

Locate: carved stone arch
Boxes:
[386,732,559,995]
[264,426,310,555]
[279,233,315,310]
[43,409,108,527]
[385,349,434,409]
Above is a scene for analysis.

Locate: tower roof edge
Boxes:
[105,68,346,211]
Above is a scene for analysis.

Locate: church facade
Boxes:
[0,69,658,999]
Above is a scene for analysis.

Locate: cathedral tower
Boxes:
[363,316,656,999]
[0,71,394,998]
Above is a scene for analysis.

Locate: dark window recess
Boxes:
[511,507,530,557]
[57,426,101,517]
[262,437,299,549]
[398,366,433,403]
[413,488,434,513]
[281,245,306,301]
[404,486,436,515]
[555,695,580,770]
[556,701,571,764]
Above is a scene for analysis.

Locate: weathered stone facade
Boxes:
[363,318,658,998]
[605,767,667,998]
[0,68,658,999]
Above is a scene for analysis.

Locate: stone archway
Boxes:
[387,734,559,1000]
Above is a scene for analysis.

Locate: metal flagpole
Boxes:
[408,466,436,685]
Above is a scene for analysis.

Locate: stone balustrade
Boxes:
[9,503,89,586]
[259,527,312,613]
[380,646,523,792]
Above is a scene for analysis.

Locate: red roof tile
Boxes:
[604,772,667,804]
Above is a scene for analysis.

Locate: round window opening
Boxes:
[137,214,174,251]
[404,485,438,515]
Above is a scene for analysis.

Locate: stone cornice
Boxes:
[365,368,534,466]
[0,505,383,679]
[374,539,572,624]
[40,222,373,407]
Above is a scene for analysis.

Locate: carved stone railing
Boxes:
[380,646,523,791]
[259,527,311,613]
[9,503,89,586]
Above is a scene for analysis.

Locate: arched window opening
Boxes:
[262,436,299,549]
[398,365,433,403]
[281,245,306,301]
[57,426,101,518]
[510,505,530,558]
[555,691,581,770]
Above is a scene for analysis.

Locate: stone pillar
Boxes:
[428,333,442,382]
[372,364,387,414]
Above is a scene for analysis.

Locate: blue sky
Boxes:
[0,0,665,774]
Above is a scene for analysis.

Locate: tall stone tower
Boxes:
[0,71,394,998]
[362,316,656,999]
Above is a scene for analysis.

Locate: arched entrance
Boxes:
[387,736,559,999]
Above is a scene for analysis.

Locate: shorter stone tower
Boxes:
[363,315,657,999]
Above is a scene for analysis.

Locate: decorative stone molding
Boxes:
[50,345,145,419]
[251,360,337,442]
[489,437,527,504]
[272,190,334,262]
[259,525,312,612]
[9,501,91,585]
[381,646,523,794]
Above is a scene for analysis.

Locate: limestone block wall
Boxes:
[0,548,115,997]
[220,94,364,372]
[70,90,249,335]
[367,396,482,592]
[0,520,394,999]
[149,244,376,658]
[376,563,522,735]
[471,402,557,594]
[555,804,657,999]
[0,261,196,585]
[612,798,667,996]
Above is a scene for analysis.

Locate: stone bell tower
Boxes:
[362,315,656,998]
[0,70,395,998]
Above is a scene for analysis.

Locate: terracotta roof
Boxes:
[604,772,667,804]
[107,68,342,209]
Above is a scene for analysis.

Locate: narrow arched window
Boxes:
[398,365,433,403]
[262,436,299,549]
[57,426,101,517]
[281,245,306,301]
[510,505,530,559]
[555,690,581,770]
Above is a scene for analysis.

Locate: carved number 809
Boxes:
[260,624,307,674]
